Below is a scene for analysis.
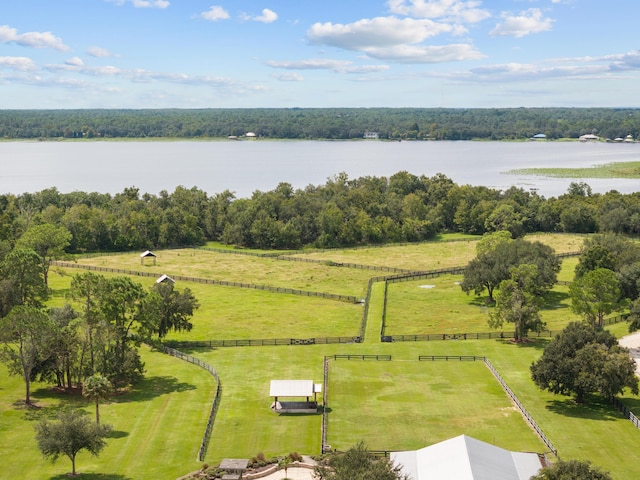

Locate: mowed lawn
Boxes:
[48,268,364,341]
[0,346,215,480]
[196,338,640,480]
[325,359,545,453]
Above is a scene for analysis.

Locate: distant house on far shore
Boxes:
[363,131,380,139]
[579,133,600,142]
[531,133,546,140]
[245,132,256,138]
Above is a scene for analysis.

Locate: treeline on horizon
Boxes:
[2,107,640,141]
[1,172,639,253]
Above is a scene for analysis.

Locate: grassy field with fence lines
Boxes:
[47,268,364,341]
[283,233,585,271]
[4,233,640,480]
[0,345,216,479]
[325,358,545,452]
[383,260,580,336]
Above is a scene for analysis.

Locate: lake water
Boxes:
[0,140,639,199]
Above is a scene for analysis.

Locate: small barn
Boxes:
[140,250,156,265]
[269,380,322,414]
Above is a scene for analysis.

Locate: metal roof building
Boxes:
[391,435,544,480]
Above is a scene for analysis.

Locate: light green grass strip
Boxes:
[508,161,640,178]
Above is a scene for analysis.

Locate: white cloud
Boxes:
[387,0,491,23]
[308,16,460,50]
[561,50,640,73]
[47,63,122,76]
[267,58,390,74]
[365,43,484,63]
[490,9,553,38]
[307,16,482,64]
[0,56,37,71]
[253,8,278,24]
[273,72,304,81]
[0,25,69,51]
[65,57,84,66]
[106,0,169,8]
[87,46,116,58]
[201,6,230,21]
[467,62,608,83]
[42,61,267,93]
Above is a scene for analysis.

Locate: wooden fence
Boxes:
[164,336,361,349]
[51,261,358,304]
[611,397,640,431]
[159,345,221,462]
[483,358,557,456]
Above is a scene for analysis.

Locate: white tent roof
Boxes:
[391,435,542,480]
[269,380,318,397]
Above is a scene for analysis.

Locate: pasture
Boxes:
[0,346,215,479]
[383,259,579,336]
[3,232,640,480]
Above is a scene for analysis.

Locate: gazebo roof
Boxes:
[219,458,249,471]
[156,274,175,284]
[140,250,156,258]
[270,380,320,397]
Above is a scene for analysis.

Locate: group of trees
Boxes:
[531,321,638,403]
[0,270,199,404]
[0,218,200,404]
[2,173,640,253]
[459,232,640,406]
[2,108,639,141]
[0,216,199,476]
[460,232,561,340]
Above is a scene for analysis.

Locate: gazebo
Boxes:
[219,458,249,480]
[140,250,156,265]
[269,380,322,414]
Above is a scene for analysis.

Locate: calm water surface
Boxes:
[1,140,639,198]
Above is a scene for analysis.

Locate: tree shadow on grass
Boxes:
[541,290,570,310]
[114,375,196,403]
[20,396,86,422]
[494,338,548,351]
[468,296,493,308]
[545,398,619,421]
[616,396,640,416]
[105,429,129,439]
[49,473,131,480]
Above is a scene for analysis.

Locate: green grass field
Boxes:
[325,359,545,452]
[47,268,363,341]
[3,234,640,480]
[383,259,581,336]
[0,346,215,479]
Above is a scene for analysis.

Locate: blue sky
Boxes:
[1,0,639,109]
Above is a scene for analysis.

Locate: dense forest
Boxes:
[1,108,640,141]
[0,172,639,253]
